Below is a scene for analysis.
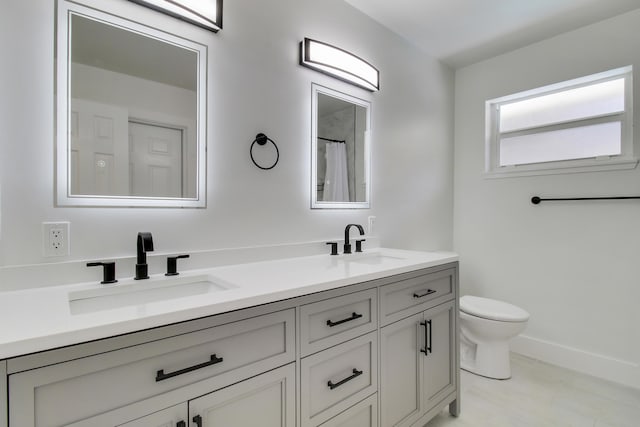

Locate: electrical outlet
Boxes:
[367,216,376,235]
[42,222,70,257]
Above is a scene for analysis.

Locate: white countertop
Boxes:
[0,248,457,359]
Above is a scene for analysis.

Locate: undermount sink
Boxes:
[69,274,236,315]
[342,252,406,265]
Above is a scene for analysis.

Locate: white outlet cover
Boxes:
[42,222,70,257]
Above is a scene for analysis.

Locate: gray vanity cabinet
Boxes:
[3,262,459,427]
[317,394,378,427]
[109,404,187,426]
[66,363,295,426]
[189,363,295,426]
[299,288,378,427]
[380,312,423,426]
[422,301,457,414]
[380,301,457,427]
[1,361,6,427]
[8,309,295,427]
[380,268,459,427]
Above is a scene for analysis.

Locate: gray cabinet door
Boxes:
[118,404,188,427]
[66,403,188,427]
[422,300,456,413]
[380,312,423,427]
[188,363,295,427]
[318,394,377,427]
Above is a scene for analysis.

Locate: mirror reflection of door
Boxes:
[70,99,129,196]
[70,100,186,198]
[129,121,185,197]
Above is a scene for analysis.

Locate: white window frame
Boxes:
[485,66,636,178]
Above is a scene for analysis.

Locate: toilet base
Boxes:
[460,339,512,380]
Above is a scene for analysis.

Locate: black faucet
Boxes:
[135,232,154,280]
[87,261,118,284]
[343,224,365,254]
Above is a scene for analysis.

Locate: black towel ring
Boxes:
[250,133,279,170]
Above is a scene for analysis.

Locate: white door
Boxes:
[129,121,184,198]
[70,99,129,196]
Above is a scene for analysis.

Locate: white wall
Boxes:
[454,10,640,388]
[0,0,453,267]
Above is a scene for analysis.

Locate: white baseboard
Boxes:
[511,334,640,390]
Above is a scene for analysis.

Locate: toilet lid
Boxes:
[460,295,530,322]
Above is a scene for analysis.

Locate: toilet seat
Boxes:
[460,295,529,322]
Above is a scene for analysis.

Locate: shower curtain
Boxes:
[323,142,349,202]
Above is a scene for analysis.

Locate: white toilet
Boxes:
[459,295,530,380]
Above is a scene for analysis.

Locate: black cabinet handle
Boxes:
[428,319,433,355]
[420,320,432,356]
[326,312,363,327]
[413,289,436,299]
[177,421,186,427]
[192,415,202,427]
[327,368,363,390]
[155,354,223,382]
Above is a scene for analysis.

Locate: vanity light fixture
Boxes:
[300,38,379,92]
[128,0,222,32]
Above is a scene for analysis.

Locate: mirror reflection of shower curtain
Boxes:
[323,142,349,202]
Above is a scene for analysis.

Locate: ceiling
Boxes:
[344,0,640,68]
[71,15,198,91]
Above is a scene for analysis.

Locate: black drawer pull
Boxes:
[413,289,436,299]
[420,320,432,356]
[326,312,363,327]
[327,368,363,390]
[155,354,223,382]
[177,421,186,427]
[192,414,203,427]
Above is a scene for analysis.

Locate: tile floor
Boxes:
[426,354,640,427]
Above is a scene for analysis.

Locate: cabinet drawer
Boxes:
[318,394,378,427]
[9,309,294,427]
[300,288,377,357]
[380,268,455,326]
[300,332,377,427]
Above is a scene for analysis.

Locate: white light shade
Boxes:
[128,0,222,32]
[300,38,379,92]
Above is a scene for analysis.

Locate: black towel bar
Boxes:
[531,196,640,204]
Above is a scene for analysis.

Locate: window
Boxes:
[485,66,635,176]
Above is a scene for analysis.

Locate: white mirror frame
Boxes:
[311,84,371,209]
[56,0,207,207]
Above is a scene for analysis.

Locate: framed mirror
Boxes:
[56,1,207,207]
[311,84,371,209]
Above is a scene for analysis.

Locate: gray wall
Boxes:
[454,9,640,388]
[0,0,454,265]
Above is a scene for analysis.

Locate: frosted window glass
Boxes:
[499,122,621,166]
[500,79,625,133]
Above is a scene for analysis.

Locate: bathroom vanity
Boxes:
[0,249,459,426]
